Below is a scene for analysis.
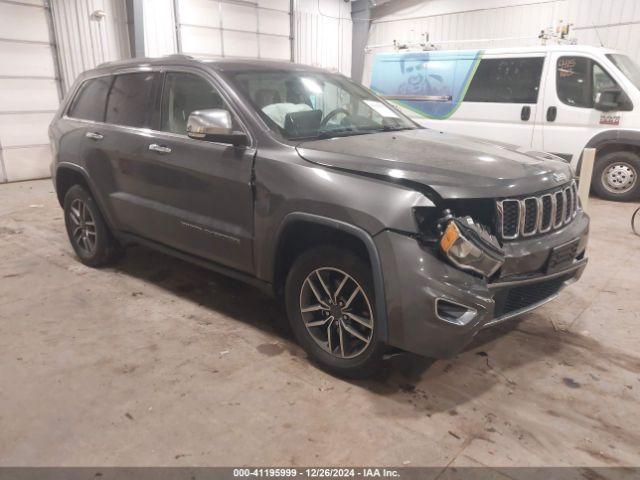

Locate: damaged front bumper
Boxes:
[374,211,589,358]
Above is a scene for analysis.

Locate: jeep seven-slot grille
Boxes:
[498,181,578,240]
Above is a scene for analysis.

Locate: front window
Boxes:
[556,56,619,108]
[607,53,640,91]
[230,70,416,140]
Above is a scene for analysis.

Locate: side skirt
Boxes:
[115,231,274,297]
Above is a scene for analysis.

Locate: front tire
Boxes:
[63,185,120,267]
[285,246,385,378]
[592,151,640,201]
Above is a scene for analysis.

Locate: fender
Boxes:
[54,162,118,230]
[577,129,640,173]
[273,212,389,342]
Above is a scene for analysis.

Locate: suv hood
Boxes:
[296,129,573,199]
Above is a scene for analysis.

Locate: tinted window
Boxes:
[105,72,158,128]
[161,72,228,135]
[464,57,544,103]
[557,56,618,108]
[68,76,112,121]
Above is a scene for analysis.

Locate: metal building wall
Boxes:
[141,0,352,74]
[50,0,131,92]
[293,0,352,75]
[366,0,640,70]
[0,0,60,183]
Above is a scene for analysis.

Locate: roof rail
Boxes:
[95,54,195,69]
[166,54,195,60]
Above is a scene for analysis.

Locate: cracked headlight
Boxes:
[439,215,505,278]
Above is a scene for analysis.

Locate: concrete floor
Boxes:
[1,179,639,468]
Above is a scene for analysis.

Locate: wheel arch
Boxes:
[272,213,388,342]
[578,130,640,174]
[54,163,116,229]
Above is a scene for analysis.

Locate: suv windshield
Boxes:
[230,70,416,140]
[607,53,640,91]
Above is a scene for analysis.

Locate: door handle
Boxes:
[85,131,103,140]
[521,106,531,121]
[148,143,172,154]
[546,106,557,122]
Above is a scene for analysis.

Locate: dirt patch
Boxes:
[257,343,284,357]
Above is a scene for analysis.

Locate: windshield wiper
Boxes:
[316,128,369,140]
[378,125,415,132]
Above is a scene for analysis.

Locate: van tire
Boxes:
[284,246,385,378]
[592,151,640,201]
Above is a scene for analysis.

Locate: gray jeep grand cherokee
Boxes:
[49,56,589,377]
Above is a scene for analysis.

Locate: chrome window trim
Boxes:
[63,65,255,148]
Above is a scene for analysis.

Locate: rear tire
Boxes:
[63,185,121,267]
[284,246,385,378]
[592,151,640,201]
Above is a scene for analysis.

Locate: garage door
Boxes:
[0,0,61,183]
[176,0,292,61]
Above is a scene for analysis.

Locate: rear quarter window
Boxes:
[67,76,112,121]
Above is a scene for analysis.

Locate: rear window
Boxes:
[67,76,112,121]
[464,57,544,103]
[105,72,159,128]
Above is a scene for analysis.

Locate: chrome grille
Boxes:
[498,181,579,240]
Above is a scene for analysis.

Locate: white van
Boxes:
[366,45,640,201]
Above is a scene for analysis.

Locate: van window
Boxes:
[464,57,544,103]
[67,76,112,122]
[161,72,229,135]
[556,56,618,108]
[105,72,159,128]
[607,53,640,90]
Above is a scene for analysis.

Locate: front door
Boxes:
[108,70,255,274]
[538,53,623,166]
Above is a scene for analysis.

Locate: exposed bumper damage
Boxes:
[374,212,589,358]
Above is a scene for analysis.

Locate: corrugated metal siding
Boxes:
[172,0,292,61]
[0,0,60,183]
[294,0,352,75]
[142,0,177,57]
[368,0,640,64]
[51,0,131,92]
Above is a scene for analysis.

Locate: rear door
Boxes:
[440,55,545,148]
[82,71,163,233]
[109,70,255,273]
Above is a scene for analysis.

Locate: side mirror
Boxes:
[594,86,632,112]
[187,109,249,146]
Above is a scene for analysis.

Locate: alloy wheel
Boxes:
[68,198,97,256]
[299,267,374,359]
[602,162,637,194]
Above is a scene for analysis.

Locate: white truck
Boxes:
[366,44,640,201]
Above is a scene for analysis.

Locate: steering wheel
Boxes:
[321,108,351,127]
